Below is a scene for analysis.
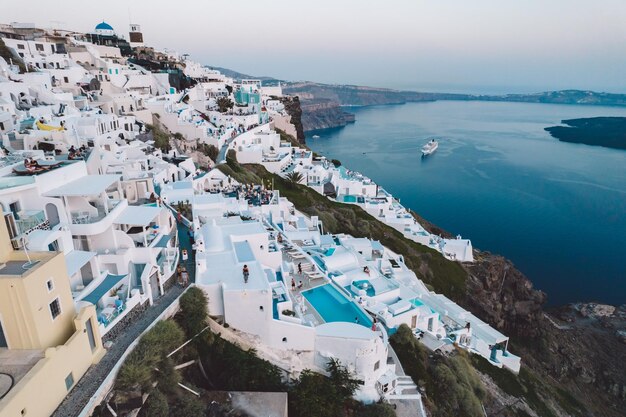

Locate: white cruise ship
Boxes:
[421,139,439,156]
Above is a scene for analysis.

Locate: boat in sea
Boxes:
[421,139,438,156]
[312,135,320,139]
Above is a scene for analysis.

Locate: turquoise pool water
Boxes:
[410,298,424,307]
[349,280,376,297]
[311,255,327,271]
[342,195,357,203]
[303,284,372,327]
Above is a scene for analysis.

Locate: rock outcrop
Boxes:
[298,98,355,132]
[278,96,305,143]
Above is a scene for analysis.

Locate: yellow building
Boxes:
[0,219,105,417]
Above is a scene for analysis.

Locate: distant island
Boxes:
[545,117,626,150]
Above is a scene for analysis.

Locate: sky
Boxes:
[4,0,626,94]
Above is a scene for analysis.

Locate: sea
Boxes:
[307,101,626,306]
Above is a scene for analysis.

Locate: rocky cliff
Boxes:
[278,96,305,143]
[283,82,435,131]
[412,211,626,417]
[298,98,355,132]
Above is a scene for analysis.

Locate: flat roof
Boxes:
[43,174,120,197]
[0,260,37,276]
[0,349,44,396]
[114,205,162,226]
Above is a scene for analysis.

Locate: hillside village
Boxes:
[0,21,522,417]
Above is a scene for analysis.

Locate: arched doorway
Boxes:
[45,203,60,227]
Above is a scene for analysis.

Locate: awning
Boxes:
[81,273,128,305]
[114,205,162,226]
[44,174,121,197]
[65,250,96,277]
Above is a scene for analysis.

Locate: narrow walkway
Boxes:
[216,134,236,164]
[178,221,196,283]
[52,224,195,417]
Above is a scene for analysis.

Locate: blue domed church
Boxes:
[94,21,115,36]
[85,21,132,56]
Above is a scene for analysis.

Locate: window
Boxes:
[282,337,287,343]
[17,44,25,50]
[259,306,264,311]
[21,409,26,416]
[86,318,97,352]
[49,298,61,320]
[46,279,54,292]
[9,201,21,216]
[0,122,4,130]
[63,77,69,83]
[35,43,44,52]
[374,360,380,371]
[65,372,74,390]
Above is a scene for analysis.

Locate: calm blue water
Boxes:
[308,101,626,306]
[303,284,373,327]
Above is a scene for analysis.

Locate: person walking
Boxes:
[243,264,250,283]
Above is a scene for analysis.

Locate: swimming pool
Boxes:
[302,284,372,327]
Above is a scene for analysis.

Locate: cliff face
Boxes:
[299,98,355,132]
[278,96,305,143]
[411,211,626,416]
[283,82,434,131]
[464,251,546,339]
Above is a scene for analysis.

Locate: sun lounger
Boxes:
[307,272,325,280]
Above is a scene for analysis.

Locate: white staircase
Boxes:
[386,375,421,400]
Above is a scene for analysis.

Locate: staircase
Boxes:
[386,376,421,400]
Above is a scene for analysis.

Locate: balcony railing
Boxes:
[70,200,122,224]
[15,210,46,233]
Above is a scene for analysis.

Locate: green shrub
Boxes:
[200,334,285,392]
[117,320,185,392]
[170,393,205,417]
[355,402,396,417]
[216,97,234,113]
[289,359,361,417]
[139,389,168,417]
[179,287,209,338]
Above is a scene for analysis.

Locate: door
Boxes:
[150,271,161,301]
[46,203,60,227]
[0,320,8,348]
[137,181,148,198]
[4,213,18,240]
[428,318,433,332]
[411,315,417,329]
[85,318,96,352]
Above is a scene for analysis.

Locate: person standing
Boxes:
[243,265,250,283]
